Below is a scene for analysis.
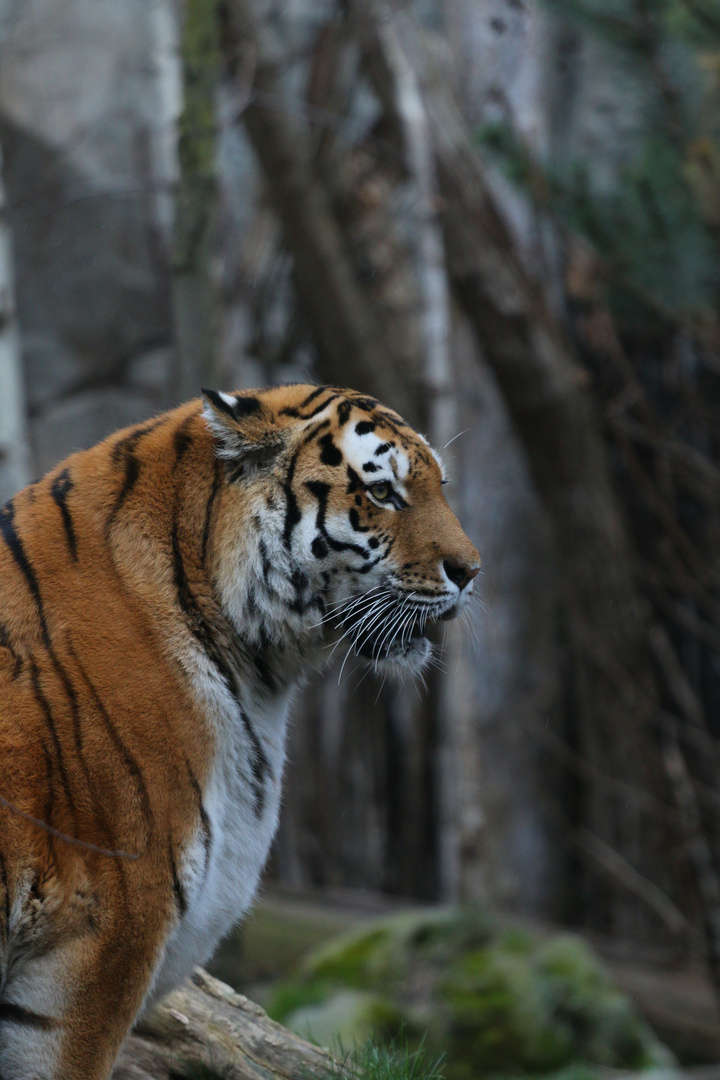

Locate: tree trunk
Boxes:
[354,3,673,934]
[114,968,338,1079]
[426,44,670,933]
[172,0,222,399]
[0,143,31,504]
[223,0,423,425]
[359,3,482,903]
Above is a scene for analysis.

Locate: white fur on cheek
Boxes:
[339,428,410,498]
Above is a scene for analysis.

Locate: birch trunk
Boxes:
[417,42,671,933]
[0,144,31,505]
[357,1,482,902]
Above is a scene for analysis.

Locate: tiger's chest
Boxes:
[148,679,292,1004]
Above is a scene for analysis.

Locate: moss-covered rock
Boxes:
[265,908,674,1080]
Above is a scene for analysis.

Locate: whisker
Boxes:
[373,601,410,661]
[352,598,397,652]
[442,429,468,451]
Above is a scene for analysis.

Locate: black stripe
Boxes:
[280,393,340,420]
[0,1003,58,1030]
[174,416,195,465]
[304,480,369,557]
[234,395,261,417]
[50,468,77,561]
[301,418,331,443]
[319,434,343,467]
[171,519,269,815]
[349,508,370,533]
[282,449,302,550]
[35,635,122,865]
[168,838,188,918]
[373,408,408,433]
[107,455,139,531]
[0,494,125,854]
[70,648,154,834]
[0,621,21,677]
[201,461,221,566]
[0,502,50,643]
[350,395,380,412]
[106,418,165,534]
[299,385,328,408]
[186,760,212,879]
[0,850,10,930]
[0,500,110,840]
[29,661,76,820]
[226,459,245,485]
[31,640,116,859]
[258,539,273,590]
[355,540,394,573]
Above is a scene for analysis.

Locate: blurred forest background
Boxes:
[4,0,720,1069]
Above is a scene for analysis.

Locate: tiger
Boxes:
[0,383,479,1079]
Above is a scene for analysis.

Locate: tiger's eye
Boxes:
[370,482,391,501]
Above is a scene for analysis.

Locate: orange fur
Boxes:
[0,385,479,1078]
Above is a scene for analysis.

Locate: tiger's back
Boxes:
[0,405,224,1077]
[0,385,479,1079]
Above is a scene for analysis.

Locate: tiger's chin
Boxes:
[376,636,433,677]
[356,628,432,677]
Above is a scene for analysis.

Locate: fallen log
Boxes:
[113,968,339,1079]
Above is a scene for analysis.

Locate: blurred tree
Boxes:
[219,0,720,968]
[173,0,223,399]
[0,143,30,503]
[463,0,720,966]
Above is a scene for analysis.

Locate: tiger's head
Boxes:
[202,384,480,677]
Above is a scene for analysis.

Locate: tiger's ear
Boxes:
[201,389,287,475]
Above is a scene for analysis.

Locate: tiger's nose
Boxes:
[443,559,480,591]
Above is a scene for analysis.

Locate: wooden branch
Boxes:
[113,968,339,1079]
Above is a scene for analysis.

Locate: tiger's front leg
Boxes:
[0,879,172,1080]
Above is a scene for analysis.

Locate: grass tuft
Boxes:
[316,1035,444,1080]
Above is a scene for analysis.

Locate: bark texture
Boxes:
[353,2,672,932]
[173,0,222,399]
[0,143,30,503]
[423,43,669,929]
[113,968,337,1079]
[224,0,422,425]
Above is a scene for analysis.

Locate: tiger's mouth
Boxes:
[353,600,459,665]
[355,617,432,661]
[324,589,461,673]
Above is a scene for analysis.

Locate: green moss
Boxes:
[266,978,332,1024]
[441,930,671,1077]
[305,909,461,990]
[285,989,405,1049]
[308,927,395,989]
[267,908,674,1080]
